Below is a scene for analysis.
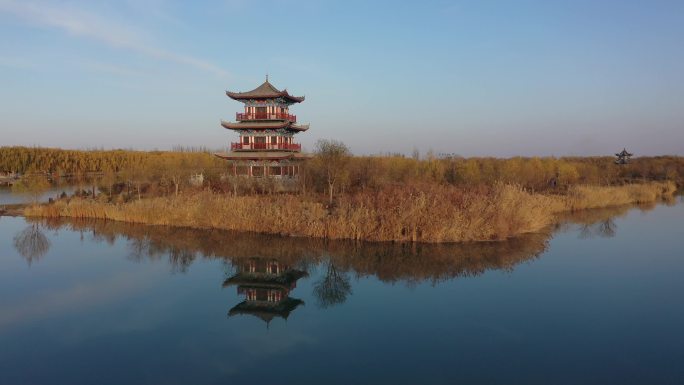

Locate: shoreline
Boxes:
[18,181,677,243]
[0,204,27,217]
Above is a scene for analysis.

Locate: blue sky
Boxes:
[0,0,682,156]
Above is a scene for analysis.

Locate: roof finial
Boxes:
[265,74,269,82]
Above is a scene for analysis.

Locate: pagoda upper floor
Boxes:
[221,78,308,133]
[236,107,296,122]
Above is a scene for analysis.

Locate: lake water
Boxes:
[1,199,683,384]
[0,185,84,205]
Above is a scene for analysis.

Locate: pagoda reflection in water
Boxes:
[224,258,308,325]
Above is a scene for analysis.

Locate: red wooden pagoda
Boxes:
[215,77,311,177]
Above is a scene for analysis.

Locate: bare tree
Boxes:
[14,224,51,266]
[168,247,197,274]
[313,260,352,308]
[315,139,350,205]
[579,219,617,239]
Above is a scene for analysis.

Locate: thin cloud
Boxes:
[80,60,145,77]
[0,0,228,77]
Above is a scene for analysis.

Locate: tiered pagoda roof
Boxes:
[228,298,304,323]
[615,148,633,157]
[224,267,308,325]
[216,78,311,166]
[226,80,305,103]
[220,120,309,132]
[222,269,309,289]
[614,148,633,165]
[214,151,312,161]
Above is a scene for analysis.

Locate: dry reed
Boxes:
[24,181,676,243]
[562,181,676,211]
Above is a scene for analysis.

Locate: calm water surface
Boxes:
[0,185,82,205]
[1,200,683,384]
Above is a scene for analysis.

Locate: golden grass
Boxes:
[24,181,676,243]
[562,181,677,211]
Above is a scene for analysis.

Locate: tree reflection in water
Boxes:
[313,261,352,308]
[168,248,197,274]
[31,201,647,282]
[557,203,661,239]
[24,202,658,323]
[13,224,51,266]
[579,219,617,239]
[35,217,557,284]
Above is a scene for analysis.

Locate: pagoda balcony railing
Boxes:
[231,142,301,151]
[236,112,297,122]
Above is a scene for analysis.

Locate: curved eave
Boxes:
[228,298,305,321]
[289,123,309,132]
[223,271,309,288]
[221,120,291,130]
[214,152,313,161]
[226,91,304,103]
[282,92,305,103]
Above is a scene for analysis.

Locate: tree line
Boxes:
[0,146,224,176]
[305,141,684,202]
[2,145,682,203]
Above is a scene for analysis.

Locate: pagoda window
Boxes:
[236,166,249,176]
[256,106,266,118]
[270,166,282,176]
[270,136,277,144]
[242,136,249,145]
[252,166,264,177]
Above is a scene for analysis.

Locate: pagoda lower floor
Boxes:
[214,151,311,178]
[230,163,300,177]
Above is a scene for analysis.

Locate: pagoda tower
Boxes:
[224,258,307,326]
[215,77,311,178]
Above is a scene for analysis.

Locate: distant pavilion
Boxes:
[615,148,633,165]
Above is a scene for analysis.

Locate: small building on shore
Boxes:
[615,148,633,165]
[215,77,311,178]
